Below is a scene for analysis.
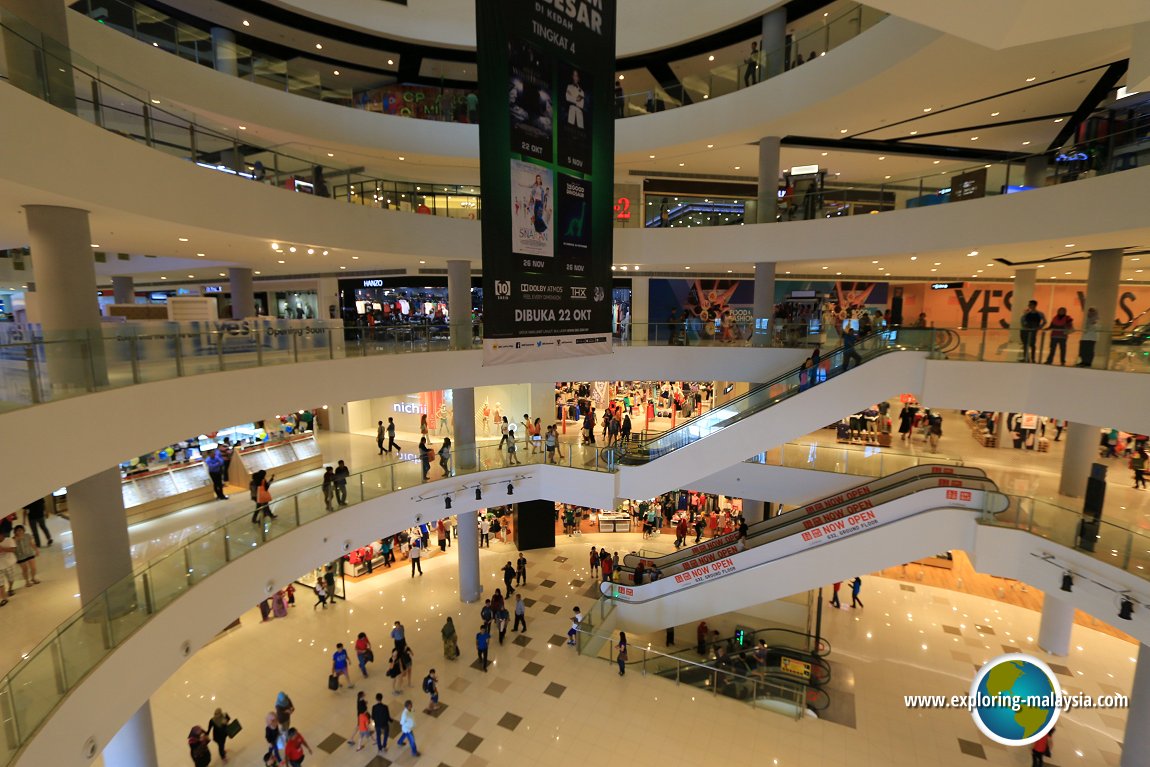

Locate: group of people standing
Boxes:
[1019,301,1101,366]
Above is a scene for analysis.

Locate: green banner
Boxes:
[476,0,616,365]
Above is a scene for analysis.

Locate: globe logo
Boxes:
[970,653,1061,746]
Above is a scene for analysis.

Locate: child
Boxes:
[13,526,39,587]
[285,583,296,606]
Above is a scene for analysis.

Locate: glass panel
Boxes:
[225,515,263,558]
[186,527,228,584]
[296,486,331,526]
[263,497,297,542]
[8,641,65,746]
[146,550,190,611]
[55,597,111,688]
[108,573,150,645]
[0,679,19,764]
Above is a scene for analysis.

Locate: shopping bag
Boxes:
[226,719,243,738]
[328,674,339,691]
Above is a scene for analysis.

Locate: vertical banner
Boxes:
[477,0,616,365]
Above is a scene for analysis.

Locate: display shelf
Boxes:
[121,462,213,521]
[230,434,324,488]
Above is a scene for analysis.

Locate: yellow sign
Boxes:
[780,656,812,680]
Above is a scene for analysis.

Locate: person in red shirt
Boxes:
[284,727,312,767]
[355,632,372,678]
[1031,728,1053,766]
[1044,308,1074,366]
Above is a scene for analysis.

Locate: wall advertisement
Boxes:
[476,0,616,365]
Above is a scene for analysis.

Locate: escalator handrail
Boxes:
[614,329,936,463]
[619,464,990,573]
[604,482,1008,605]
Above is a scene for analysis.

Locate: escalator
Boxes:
[616,464,989,585]
[601,465,1008,631]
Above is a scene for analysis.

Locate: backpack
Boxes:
[422,675,434,694]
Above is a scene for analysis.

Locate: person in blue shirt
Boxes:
[851,577,864,608]
[205,449,228,500]
[332,642,353,689]
[476,625,491,672]
[842,327,863,370]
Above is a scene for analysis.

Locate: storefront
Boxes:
[346,384,534,443]
[337,276,483,330]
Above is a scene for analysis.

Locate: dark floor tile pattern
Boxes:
[942,625,962,636]
[553,556,568,563]
[1001,644,1020,654]
[522,598,537,607]
[570,579,585,587]
[540,579,557,588]
[957,739,987,759]
[364,757,392,767]
[513,634,532,646]
[548,634,569,646]
[523,661,544,676]
[318,733,347,754]
[498,712,523,731]
[425,703,450,718]
[975,624,996,635]
[543,682,566,698]
[1048,663,1073,677]
[543,604,562,614]
[900,584,917,592]
[457,733,484,753]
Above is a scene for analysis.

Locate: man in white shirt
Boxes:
[566,70,585,128]
[409,537,423,577]
[566,606,582,646]
[396,700,420,757]
[478,517,491,548]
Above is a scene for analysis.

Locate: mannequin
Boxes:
[437,404,450,435]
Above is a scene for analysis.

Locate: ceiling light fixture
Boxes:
[288,247,296,253]
[968,250,979,256]
[307,248,315,255]
[387,59,395,66]
[238,125,247,130]
[909,131,918,136]
[352,256,360,260]
[196,253,205,257]
[327,152,334,157]
[1025,76,1036,82]
[90,243,99,248]
[878,156,886,160]
[734,166,741,170]
[970,136,979,141]
[1022,141,1031,146]
[708,55,715,62]
[991,112,1000,117]
[933,160,941,165]
[277,259,285,264]
[1054,118,1064,123]
[178,237,188,242]
[706,144,714,149]
[839,129,848,134]
[322,250,329,256]
[333,70,340,76]
[315,43,322,49]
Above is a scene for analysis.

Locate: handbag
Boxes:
[328,674,339,691]
[226,719,243,738]
[364,648,374,664]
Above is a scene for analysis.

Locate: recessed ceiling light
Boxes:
[322,250,329,256]
[340,266,347,270]
[387,59,395,66]
[90,243,99,248]
[611,266,617,271]
[333,70,340,76]
[160,276,167,280]
[933,262,941,266]
[419,260,426,264]
[726,270,732,273]
[238,125,247,130]
[930,268,937,272]
[884,175,891,179]
[178,237,188,242]
[734,166,741,170]
[878,156,886,160]
[1054,118,1063,123]
[188,274,195,278]
[648,154,655,159]
[1025,76,1036,82]
[785,271,791,274]
[1065,244,1075,248]
[821,266,829,270]
[678,162,685,167]
[1064,271,1072,275]
[706,144,713,149]
[1036,265,1045,269]
[991,112,1000,117]
[398,156,405,161]
[976,270,983,273]
[218,272,225,277]
[872,260,879,264]
[352,256,359,260]
[151,99,161,104]
[970,136,979,141]
[708,55,715,62]
[242,19,250,26]
[315,43,323,49]
[196,253,205,257]
[909,131,918,136]
[835,272,842,275]
[968,250,979,256]
[910,256,918,261]
[277,259,285,264]
[307,248,315,255]
[254,271,261,275]
[922,107,932,113]
[933,160,941,165]
[272,243,280,250]
[685,266,691,270]
[327,152,334,157]
[1022,141,1031,146]
[839,129,848,134]
[288,246,296,253]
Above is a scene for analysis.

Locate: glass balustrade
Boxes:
[0,441,617,765]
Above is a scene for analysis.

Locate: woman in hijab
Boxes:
[205,708,231,762]
[442,616,459,660]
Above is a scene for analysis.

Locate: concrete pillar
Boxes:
[316,276,340,320]
[743,499,766,524]
[1023,156,1048,188]
[752,261,777,347]
[628,275,648,343]
[25,205,108,388]
[111,276,135,306]
[1009,268,1037,360]
[210,26,239,77]
[1122,643,1150,767]
[1128,21,1150,93]
[1084,249,1123,369]
[761,8,787,78]
[228,267,254,319]
[0,0,76,111]
[456,510,481,603]
[68,468,134,610]
[103,702,159,767]
[452,388,476,470]
[450,385,479,600]
[1036,593,1074,656]
[530,382,555,427]
[447,259,472,351]
[755,137,781,225]
[1058,422,1099,498]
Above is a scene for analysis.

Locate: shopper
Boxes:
[479,516,491,547]
[204,708,231,763]
[616,631,628,676]
[1078,307,1100,367]
[850,576,864,608]
[371,693,392,753]
[1020,300,1046,363]
[507,428,522,464]
[334,459,350,505]
[377,420,387,454]
[496,603,510,645]
[513,593,527,632]
[841,326,863,370]
[332,642,353,689]
[830,581,842,608]
[410,536,423,577]
[545,425,558,463]
[418,437,432,481]
[422,669,442,713]
[600,551,613,582]
[187,725,212,767]
[927,411,943,453]
[567,606,583,646]
[205,449,228,500]
[438,437,452,476]
[1132,449,1148,490]
[498,416,510,449]
[396,701,421,757]
[589,546,600,576]
[502,560,516,594]
[391,620,407,653]
[322,466,335,511]
[283,727,313,767]
[387,418,400,453]
[355,632,373,677]
[263,712,281,765]
[250,470,277,523]
[274,691,295,728]
[353,701,372,751]
[1,530,21,605]
[476,624,491,671]
[21,497,51,548]
[442,616,459,659]
[1032,727,1053,766]
[516,552,527,586]
[12,526,38,587]
[743,41,759,87]
[1045,307,1073,366]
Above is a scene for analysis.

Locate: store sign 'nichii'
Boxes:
[393,402,427,414]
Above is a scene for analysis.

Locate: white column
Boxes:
[743,500,766,524]
[530,382,555,426]
[228,268,254,319]
[1084,249,1123,369]
[1008,267,1037,360]
[755,137,781,225]
[111,276,135,306]
[1059,422,1100,498]
[761,8,787,78]
[210,26,239,77]
[316,276,339,320]
[102,702,159,767]
[1036,594,1074,656]
[629,275,648,343]
[1122,643,1150,767]
[752,261,776,347]
[68,469,134,609]
[447,259,472,351]
[456,510,481,603]
[451,386,480,602]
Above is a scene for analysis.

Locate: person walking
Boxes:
[479,516,491,548]
[476,624,491,671]
[422,669,442,714]
[313,580,328,609]
[1031,728,1053,766]
[322,466,335,511]
[391,620,407,653]
[850,576,864,608]
[395,700,421,757]
[1132,448,1148,490]
[250,470,277,523]
[516,552,527,586]
[12,527,38,587]
[355,632,373,678]
[21,497,52,548]
[513,593,527,632]
[438,437,452,476]
[498,416,510,450]
[371,693,392,753]
[616,631,628,676]
[334,459,350,506]
[496,604,510,645]
[830,581,842,608]
[377,420,387,454]
[1044,307,1073,366]
[263,712,281,765]
[205,449,228,501]
[332,642,354,689]
[1077,307,1100,367]
[566,606,583,646]
[502,560,516,595]
[841,327,863,370]
[442,616,459,659]
[409,536,423,577]
[507,427,522,465]
[283,727,312,767]
[387,417,400,453]
[1020,299,1046,363]
[205,708,231,763]
[188,725,212,767]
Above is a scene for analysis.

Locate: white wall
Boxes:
[690,462,876,505]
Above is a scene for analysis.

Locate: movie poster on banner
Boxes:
[476,0,616,366]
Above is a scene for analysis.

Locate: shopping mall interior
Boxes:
[2,0,1150,765]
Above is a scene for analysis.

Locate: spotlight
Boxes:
[475,488,482,501]
[1119,596,1134,621]
[444,497,452,510]
[507,483,514,496]
[1061,573,1073,593]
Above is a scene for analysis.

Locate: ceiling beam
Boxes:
[1046,60,1128,152]
[780,136,1026,162]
